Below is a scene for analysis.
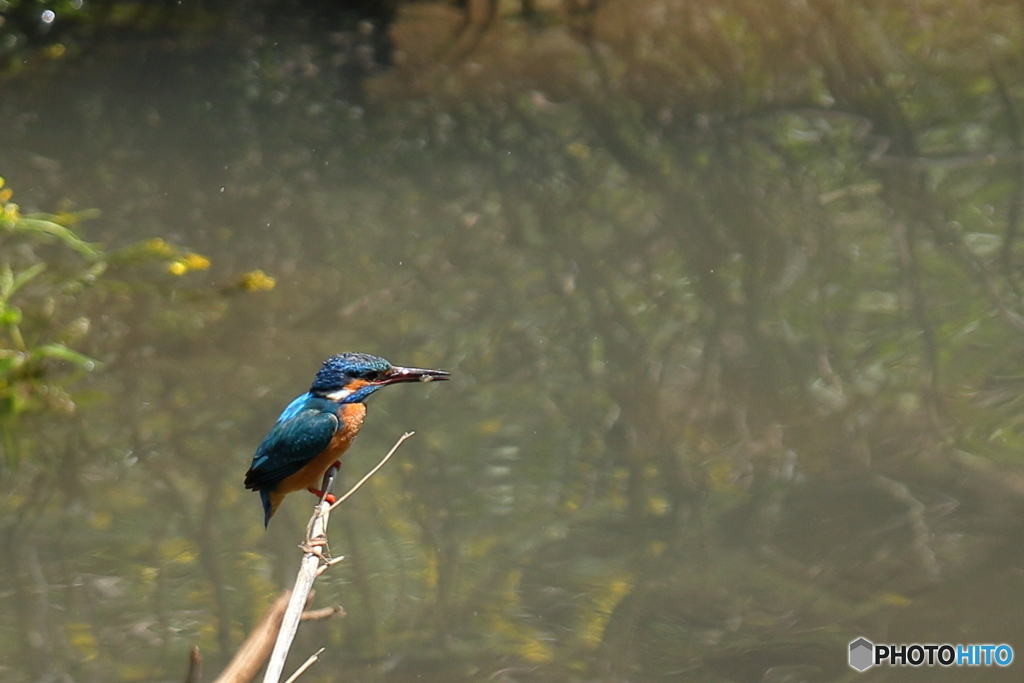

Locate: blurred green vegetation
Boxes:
[0,176,214,432]
[0,177,100,424]
[6,1,1024,682]
[0,175,246,682]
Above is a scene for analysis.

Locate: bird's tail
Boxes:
[260,490,277,528]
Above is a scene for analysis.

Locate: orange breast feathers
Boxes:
[275,402,367,494]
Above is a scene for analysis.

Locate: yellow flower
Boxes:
[183,252,210,271]
[0,188,11,203]
[2,202,20,222]
[237,270,276,292]
[144,238,177,258]
[167,260,188,276]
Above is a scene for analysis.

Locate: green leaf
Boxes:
[28,343,98,370]
[13,217,101,257]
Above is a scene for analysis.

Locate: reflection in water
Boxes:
[3,2,1024,681]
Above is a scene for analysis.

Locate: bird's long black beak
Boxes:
[382,365,451,385]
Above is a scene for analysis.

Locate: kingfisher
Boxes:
[244,352,449,526]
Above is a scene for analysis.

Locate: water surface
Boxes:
[3,3,1024,682]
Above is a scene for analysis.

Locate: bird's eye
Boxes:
[365,370,381,381]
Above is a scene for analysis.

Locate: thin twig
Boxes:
[282,647,326,683]
[328,431,415,511]
[301,605,345,621]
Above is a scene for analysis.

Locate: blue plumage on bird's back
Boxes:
[278,393,314,422]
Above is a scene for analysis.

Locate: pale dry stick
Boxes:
[260,497,331,683]
[282,647,326,683]
[329,431,416,511]
[260,432,416,683]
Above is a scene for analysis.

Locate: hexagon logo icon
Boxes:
[849,638,874,671]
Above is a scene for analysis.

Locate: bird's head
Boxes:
[310,352,450,403]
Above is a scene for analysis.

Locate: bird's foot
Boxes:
[307,487,337,504]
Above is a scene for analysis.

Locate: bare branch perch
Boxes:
[260,432,415,683]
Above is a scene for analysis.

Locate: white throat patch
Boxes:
[325,387,355,401]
